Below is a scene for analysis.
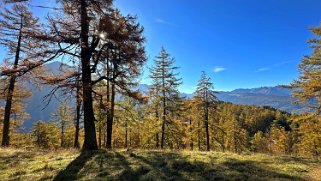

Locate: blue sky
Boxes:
[1,0,321,93]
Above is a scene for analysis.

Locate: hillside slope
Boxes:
[0,148,320,181]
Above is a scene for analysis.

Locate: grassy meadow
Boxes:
[0,148,320,181]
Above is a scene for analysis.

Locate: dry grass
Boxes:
[0,148,320,181]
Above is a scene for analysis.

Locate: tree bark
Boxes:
[74,80,81,148]
[205,88,210,151]
[106,64,115,149]
[155,104,159,148]
[161,59,166,149]
[1,17,22,147]
[80,0,98,150]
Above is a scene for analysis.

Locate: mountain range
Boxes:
[139,84,308,114]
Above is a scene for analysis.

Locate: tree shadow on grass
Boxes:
[110,152,151,181]
[52,151,309,181]
[129,152,304,181]
[53,151,98,181]
[217,158,302,181]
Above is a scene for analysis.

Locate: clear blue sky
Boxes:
[2,0,321,93]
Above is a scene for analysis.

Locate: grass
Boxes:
[0,148,320,181]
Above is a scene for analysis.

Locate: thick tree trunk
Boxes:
[2,76,16,146]
[1,18,22,147]
[80,0,97,150]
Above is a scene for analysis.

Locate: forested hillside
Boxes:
[12,62,306,130]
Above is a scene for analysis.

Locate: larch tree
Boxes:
[51,102,73,147]
[289,23,321,114]
[48,0,114,150]
[45,0,146,150]
[96,10,146,149]
[0,1,43,146]
[149,47,182,149]
[148,77,162,148]
[194,71,218,151]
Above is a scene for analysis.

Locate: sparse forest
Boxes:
[0,0,321,180]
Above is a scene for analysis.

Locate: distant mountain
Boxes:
[217,88,308,114]
[136,84,307,114]
[23,62,71,130]
[1,62,310,130]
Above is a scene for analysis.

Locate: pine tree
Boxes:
[194,71,218,151]
[149,47,182,149]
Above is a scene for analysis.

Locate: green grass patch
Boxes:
[0,148,320,181]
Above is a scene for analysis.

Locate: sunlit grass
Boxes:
[0,148,320,181]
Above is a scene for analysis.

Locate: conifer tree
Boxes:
[194,71,218,151]
[149,47,182,149]
[0,1,42,146]
[52,102,73,147]
[290,23,321,114]
[43,0,146,150]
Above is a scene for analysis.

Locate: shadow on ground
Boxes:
[53,151,98,181]
[51,150,310,181]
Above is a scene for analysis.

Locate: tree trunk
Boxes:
[205,88,210,151]
[80,0,98,150]
[205,107,210,151]
[161,60,166,149]
[155,104,159,148]
[61,122,65,147]
[106,72,115,149]
[2,76,17,146]
[190,118,193,150]
[125,121,128,148]
[74,81,81,148]
[1,17,22,147]
[197,119,201,150]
